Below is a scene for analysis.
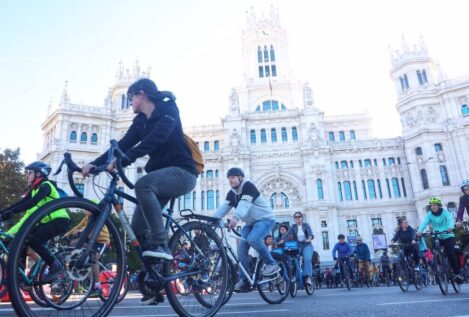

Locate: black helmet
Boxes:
[226,167,244,178]
[25,161,51,177]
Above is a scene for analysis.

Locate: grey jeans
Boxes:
[131,166,197,247]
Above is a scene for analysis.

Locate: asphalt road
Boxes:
[1,284,469,317]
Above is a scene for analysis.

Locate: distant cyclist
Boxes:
[416,197,464,283]
[214,167,279,292]
[456,179,469,226]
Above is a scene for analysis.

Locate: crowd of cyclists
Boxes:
[0,77,468,317]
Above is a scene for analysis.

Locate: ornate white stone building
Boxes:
[39,8,469,261]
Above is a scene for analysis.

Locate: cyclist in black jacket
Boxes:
[391,218,419,269]
[82,78,197,263]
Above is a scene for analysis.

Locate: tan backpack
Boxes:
[183,134,204,175]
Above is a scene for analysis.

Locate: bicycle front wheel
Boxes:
[165,221,228,317]
[257,257,290,304]
[433,251,448,295]
[396,260,409,292]
[7,197,126,317]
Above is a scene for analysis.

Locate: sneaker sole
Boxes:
[142,251,173,260]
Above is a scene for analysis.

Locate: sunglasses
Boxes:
[294,215,302,219]
[463,186,469,191]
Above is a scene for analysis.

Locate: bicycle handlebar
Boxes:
[54,140,135,196]
[419,230,451,237]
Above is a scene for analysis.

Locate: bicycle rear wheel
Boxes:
[257,257,290,304]
[165,221,228,317]
[99,266,129,304]
[305,277,315,295]
[433,252,448,295]
[7,197,125,317]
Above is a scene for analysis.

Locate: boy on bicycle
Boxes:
[332,234,354,279]
[0,161,70,282]
[214,167,279,291]
[416,197,464,283]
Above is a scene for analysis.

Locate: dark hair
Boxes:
[127,78,175,104]
[279,224,289,231]
[293,212,303,218]
[264,235,272,241]
[338,234,345,240]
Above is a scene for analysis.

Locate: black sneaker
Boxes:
[143,246,173,260]
[140,294,156,305]
[455,273,465,284]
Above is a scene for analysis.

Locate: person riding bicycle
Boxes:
[332,234,354,279]
[213,167,279,292]
[63,208,110,296]
[279,212,315,285]
[82,78,197,263]
[416,196,464,283]
[380,251,392,282]
[0,161,70,282]
[354,236,371,282]
[275,224,289,247]
[391,218,420,270]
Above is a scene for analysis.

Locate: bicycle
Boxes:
[389,244,423,292]
[420,231,461,295]
[336,257,352,290]
[282,241,314,297]
[214,219,291,305]
[7,140,229,317]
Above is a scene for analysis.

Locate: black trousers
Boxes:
[439,237,460,274]
[27,218,70,266]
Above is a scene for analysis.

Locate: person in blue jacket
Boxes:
[354,236,371,282]
[332,234,353,278]
[417,197,464,283]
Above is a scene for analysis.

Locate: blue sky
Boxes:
[1,0,469,163]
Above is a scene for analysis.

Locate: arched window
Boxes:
[339,131,345,141]
[364,159,372,167]
[269,192,289,209]
[292,127,298,141]
[462,104,469,116]
[91,133,98,144]
[382,158,387,166]
[349,130,356,140]
[341,161,348,169]
[420,169,429,190]
[257,46,262,63]
[439,165,450,186]
[281,128,288,142]
[257,100,285,112]
[69,131,77,142]
[415,147,423,156]
[392,178,401,197]
[434,143,443,152]
[317,179,324,200]
[359,160,363,167]
[204,141,210,152]
[80,132,87,143]
[368,180,376,199]
[214,140,219,151]
[350,161,354,168]
[271,128,277,143]
[260,129,267,144]
[270,45,275,62]
[322,231,330,250]
[216,190,220,208]
[206,170,214,178]
[201,191,205,210]
[263,45,269,62]
[344,181,352,201]
[328,132,335,142]
[215,170,219,177]
[207,190,214,210]
[335,161,339,169]
[184,193,191,209]
[388,157,395,165]
[250,129,257,144]
[121,94,125,109]
[337,182,343,201]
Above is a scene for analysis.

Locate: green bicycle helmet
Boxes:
[428,196,442,206]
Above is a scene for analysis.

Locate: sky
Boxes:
[1,0,469,163]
